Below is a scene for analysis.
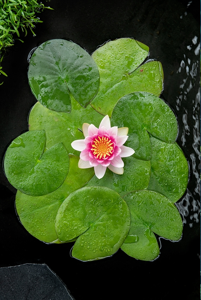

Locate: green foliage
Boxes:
[4,38,189,262]
[0,0,52,83]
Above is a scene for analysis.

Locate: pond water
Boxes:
[0,0,199,299]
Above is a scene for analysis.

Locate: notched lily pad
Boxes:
[111,92,178,160]
[91,38,163,116]
[121,190,183,261]
[16,155,94,243]
[4,130,69,196]
[28,39,100,112]
[148,136,189,202]
[55,187,130,261]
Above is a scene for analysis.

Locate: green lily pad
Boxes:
[122,214,160,261]
[111,92,178,160]
[28,39,100,112]
[16,155,94,243]
[4,130,69,196]
[29,95,103,155]
[148,136,189,202]
[55,187,130,261]
[121,190,183,261]
[87,156,150,196]
[91,38,163,116]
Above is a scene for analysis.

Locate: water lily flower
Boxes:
[71,115,135,179]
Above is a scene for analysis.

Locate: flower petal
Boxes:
[71,140,86,151]
[116,135,128,147]
[80,149,90,161]
[88,124,98,136]
[108,165,124,175]
[78,159,92,169]
[110,155,124,168]
[113,146,121,157]
[109,126,118,137]
[118,127,128,136]
[89,158,99,167]
[99,115,111,130]
[120,146,135,157]
[82,123,90,137]
[94,165,107,179]
[101,161,111,167]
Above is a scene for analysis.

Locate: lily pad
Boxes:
[28,39,100,112]
[91,38,163,116]
[87,156,150,196]
[148,136,189,202]
[4,130,69,196]
[55,187,130,261]
[111,92,178,160]
[121,190,183,261]
[29,95,103,155]
[16,155,94,243]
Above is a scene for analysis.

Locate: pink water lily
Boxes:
[71,115,135,179]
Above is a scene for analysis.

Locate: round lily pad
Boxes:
[4,130,69,196]
[111,92,178,160]
[55,187,130,261]
[16,155,94,243]
[148,136,189,202]
[28,39,100,112]
[121,190,183,261]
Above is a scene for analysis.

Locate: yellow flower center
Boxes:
[91,136,114,159]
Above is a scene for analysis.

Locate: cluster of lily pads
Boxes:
[4,38,188,261]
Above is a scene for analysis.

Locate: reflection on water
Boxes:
[174,32,200,227]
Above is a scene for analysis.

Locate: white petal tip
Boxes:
[108,165,124,175]
[71,140,86,151]
[99,115,111,130]
[78,159,92,169]
[82,123,90,137]
[118,127,129,136]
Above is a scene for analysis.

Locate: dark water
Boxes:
[0,0,199,299]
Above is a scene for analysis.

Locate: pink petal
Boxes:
[113,146,121,157]
[71,140,86,151]
[110,156,124,168]
[120,146,135,157]
[108,165,124,175]
[98,127,108,136]
[118,127,128,136]
[99,115,111,130]
[94,165,107,179]
[116,135,128,147]
[82,123,90,137]
[89,158,99,167]
[80,149,90,161]
[88,124,98,136]
[101,161,111,167]
[109,126,118,137]
[78,159,92,169]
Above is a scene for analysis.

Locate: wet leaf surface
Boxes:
[4,130,69,196]
[16,155,94,243]
[91,38,163,116]
[87,156,150,196]
[28,39,100,112]
[29,95,103,155]
[111,92,178,160]
[148,136,189,202]
[121,190,183,260]
[55,187,130,261]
